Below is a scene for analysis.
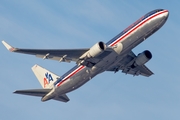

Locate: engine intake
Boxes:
[133,50,152,67]
[87,41,106,58]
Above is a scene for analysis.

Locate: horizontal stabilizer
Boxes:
[54,94,70,102]
[14,89,51,97]
[14,89,70,102]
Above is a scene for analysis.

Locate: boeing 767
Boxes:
[2,9,169,102]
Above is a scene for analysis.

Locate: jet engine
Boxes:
[132,50,152,67]
[86,41,106,58]
[78,41,106,67]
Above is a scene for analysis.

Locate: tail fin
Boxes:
[32,64,60,89]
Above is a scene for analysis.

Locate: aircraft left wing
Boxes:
[14,89,70,102]
[2,41,89,63]
[107,51,154,77]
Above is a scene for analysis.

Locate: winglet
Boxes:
[2,40,15,52]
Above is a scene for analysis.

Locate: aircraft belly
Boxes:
[51,15,168,97]
[54,56,114,95]
[55,67,102,94]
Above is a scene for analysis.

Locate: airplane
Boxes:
[2,9,169,102]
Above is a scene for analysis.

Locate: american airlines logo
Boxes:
[44,72,53,88]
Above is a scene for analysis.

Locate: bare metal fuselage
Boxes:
[52,10,169,97]
[2,9,169,102]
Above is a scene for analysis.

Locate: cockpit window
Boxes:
[156,9,164,12]
[144,9,163,18]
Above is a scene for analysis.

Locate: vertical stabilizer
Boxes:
[32,64,60,89]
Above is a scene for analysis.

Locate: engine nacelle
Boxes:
[87,41,106,58]
[134,50,152,67]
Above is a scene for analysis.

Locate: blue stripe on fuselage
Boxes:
[54,9,165,87]
[106,9,164,46]
[54,65,80,86]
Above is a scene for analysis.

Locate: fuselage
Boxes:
[49,9,169,99]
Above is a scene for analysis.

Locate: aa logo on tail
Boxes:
[44,72,53,88]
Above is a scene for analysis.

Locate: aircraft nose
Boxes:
[159,9,169,23]
[164,10,169,18]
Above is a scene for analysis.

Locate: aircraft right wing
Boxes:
[2,41,89,63]
[14,89,70,102]
[107,51,154,77]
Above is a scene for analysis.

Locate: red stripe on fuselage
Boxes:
[56,10,168,87]
[110,10,168,47]
[57,65,85,87]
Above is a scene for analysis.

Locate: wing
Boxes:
[107,51,153,77]
[2,41,89,63]
[14,89,70,102]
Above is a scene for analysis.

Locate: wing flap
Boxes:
[121,65,153,77]
[2,40,89,63]
[14,48,89,62]
[137,65,154,77]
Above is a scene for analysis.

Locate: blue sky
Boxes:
[1,0,180,120]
